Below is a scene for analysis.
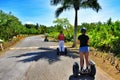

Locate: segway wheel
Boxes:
[57,48,59,55]
[89,61,96,78]
[90,65,96,77]
[73,62,79,77]
[64,48,67,55]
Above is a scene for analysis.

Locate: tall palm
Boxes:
[51,0,101,47]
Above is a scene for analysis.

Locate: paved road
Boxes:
[0,35,115,80]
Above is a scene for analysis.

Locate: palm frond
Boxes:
[63,0,80,9]
[55,3,71,17]
[50,0,62,5]
[81,0,102,12]
[55,6,66,17]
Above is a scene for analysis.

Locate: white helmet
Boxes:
[81,27,86,32]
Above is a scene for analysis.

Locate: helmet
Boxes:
[81,27,86,32]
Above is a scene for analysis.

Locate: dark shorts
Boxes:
[79,46,89,53]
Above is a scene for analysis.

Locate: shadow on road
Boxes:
[66,52,79,59]
[12,48,60,64]
[69,75,94,80]
[11,47,79,64]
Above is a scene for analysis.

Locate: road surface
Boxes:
[0,35,115,80]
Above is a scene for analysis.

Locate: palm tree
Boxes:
[51,0,101,47]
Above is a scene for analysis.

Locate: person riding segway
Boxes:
[78,27,90,73]
[57,31,67,55]
[72,27,96,78]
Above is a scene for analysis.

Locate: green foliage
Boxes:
[48,31,59,39]
[0,10,26,41]
[0,10,47,41]
[39,25,48,34]
[53,18,72,32]
[64,25,74,41]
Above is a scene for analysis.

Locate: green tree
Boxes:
[107,18,112,25]
[53,18,71,31]
[39,25,48,34]
[53,18,73,41]
[0,10,25,40]
[35,23,39,30]
[51,0,101,47]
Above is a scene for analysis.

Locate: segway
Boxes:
[72,60,96,78]
[56,46,67,55]
[44,36,49,42]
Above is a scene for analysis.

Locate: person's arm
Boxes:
[77,39,80,44]
[87,36,89,45]
[63,34,65,41]
[58,34,60,42]
[77,36,80,44]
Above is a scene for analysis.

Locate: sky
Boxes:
[0,0,120,26]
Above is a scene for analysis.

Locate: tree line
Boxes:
[0,10,49,41]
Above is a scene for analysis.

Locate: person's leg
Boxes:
[84,52,89,69]
[80,52,84,71]
[61,41,64,52]
[59,41,62,51]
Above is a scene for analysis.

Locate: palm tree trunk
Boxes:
[72,9,78,47]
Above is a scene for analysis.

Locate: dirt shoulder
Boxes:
[0,35,26,57]
[90,53,120,80]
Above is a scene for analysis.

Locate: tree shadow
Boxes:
[69,75,95,80]
[11,47,79,64]
[66,48,79,59]
[65,52,79,59]
[12,47,61,64]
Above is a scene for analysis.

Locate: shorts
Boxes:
[79,46,89,53]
